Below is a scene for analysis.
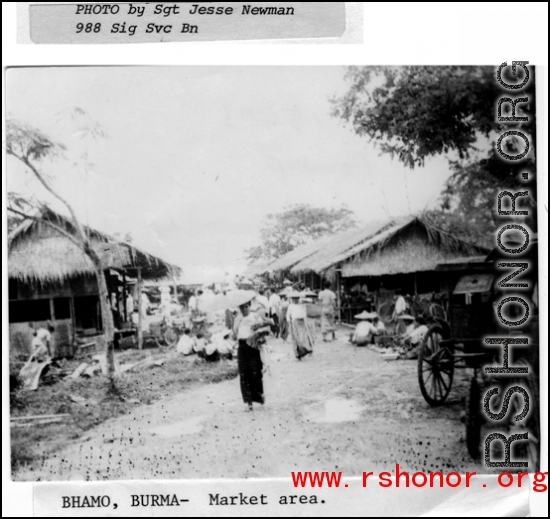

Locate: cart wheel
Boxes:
[378,302,393,325]
[155,330,167,349]
[164,327,179,348]
[395,319,407,336]
[512,359,540,471]
[417,325,454,406]
[465,377,482,459]
[429,303,447,322]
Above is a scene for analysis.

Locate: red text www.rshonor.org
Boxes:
[291,466,548,492]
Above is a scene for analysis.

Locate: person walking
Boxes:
[268,289,282,337]
[278,292,290,341]
[233,292,270,412]
[286,292,314,360]
[318,280,337,342]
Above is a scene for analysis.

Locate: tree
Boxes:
[7,192,33,233]
[6,115,119,384]
[246,204,356,263]
[332,66,537,237]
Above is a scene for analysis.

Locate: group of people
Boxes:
[349,311,386,345]
[175,326,235,362]
[347,292,429,358]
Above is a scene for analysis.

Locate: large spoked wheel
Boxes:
[395,319,408,336]
[155,327,167,349]
[429,303,447,322]
[417,325,454,406]
[163,326,179,348]
[378,302,394,325]
[512,359,540,472]
[465,377,482,459]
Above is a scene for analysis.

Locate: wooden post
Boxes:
[122,272,128,322]
[49,299,56,357]
[137,268,143,350]
[70,296,76,340]
[336,270,342,324]
[49,299,56,322]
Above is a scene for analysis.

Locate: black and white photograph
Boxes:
[5,65,541,489]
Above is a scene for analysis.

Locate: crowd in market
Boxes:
[20,273,431,407]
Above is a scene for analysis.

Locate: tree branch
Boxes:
[7,149,90,246]
[7,206,84,249]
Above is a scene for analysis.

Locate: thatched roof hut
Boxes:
[242,235,334,279]
[265,216,489,279]
[8,207,181,283]
[338,218,489,278]
[242,260,277,280]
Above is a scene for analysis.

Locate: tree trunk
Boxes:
[137,268,143,350]
[86,246,117,382]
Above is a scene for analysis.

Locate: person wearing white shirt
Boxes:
[268,291,281,314]
[402,321,429,346]
[31,325,54,359]
[126,293,134,314]
[176,329,195,355]
[188,288,204,317]
[350,312,380,346]
[255,290,270,315]
[394,293,408,316]
[373,316,386,334]
[318,281,337,342]
[286,293,314,360]
[351,320,378,346]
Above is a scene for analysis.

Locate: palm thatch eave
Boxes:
[8,207,182,284]
[287,217,490,276]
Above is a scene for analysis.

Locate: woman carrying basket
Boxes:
[233,291,272,412]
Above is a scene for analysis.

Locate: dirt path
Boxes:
[20,332,484,481]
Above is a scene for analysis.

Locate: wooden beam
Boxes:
[49,299,56,357]
[336,270,342,324]
[122,272,128,322]
[49,299,56,322]
[11,414,72,422]
[70,296,76,342]
[137,267,143,350]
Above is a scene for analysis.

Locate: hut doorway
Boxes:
[73,296,102,333]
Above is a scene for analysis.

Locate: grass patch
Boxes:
[10,354,238,478]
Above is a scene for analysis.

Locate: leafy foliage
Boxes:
[246,204,357,263]
[332,66,538,239]
[5,119,66,162]
[7,193,33,233]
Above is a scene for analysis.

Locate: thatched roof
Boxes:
[291,218,409,274]
[340,218,490,278]
[242,235,335,278]
[264,216,488,278]
[242,260,276,279]
[8,207,182,283]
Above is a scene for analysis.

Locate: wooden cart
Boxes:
[417,249,539,466]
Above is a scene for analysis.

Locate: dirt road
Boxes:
[20,332,483,481]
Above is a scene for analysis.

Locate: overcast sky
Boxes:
[7,67,454,283]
